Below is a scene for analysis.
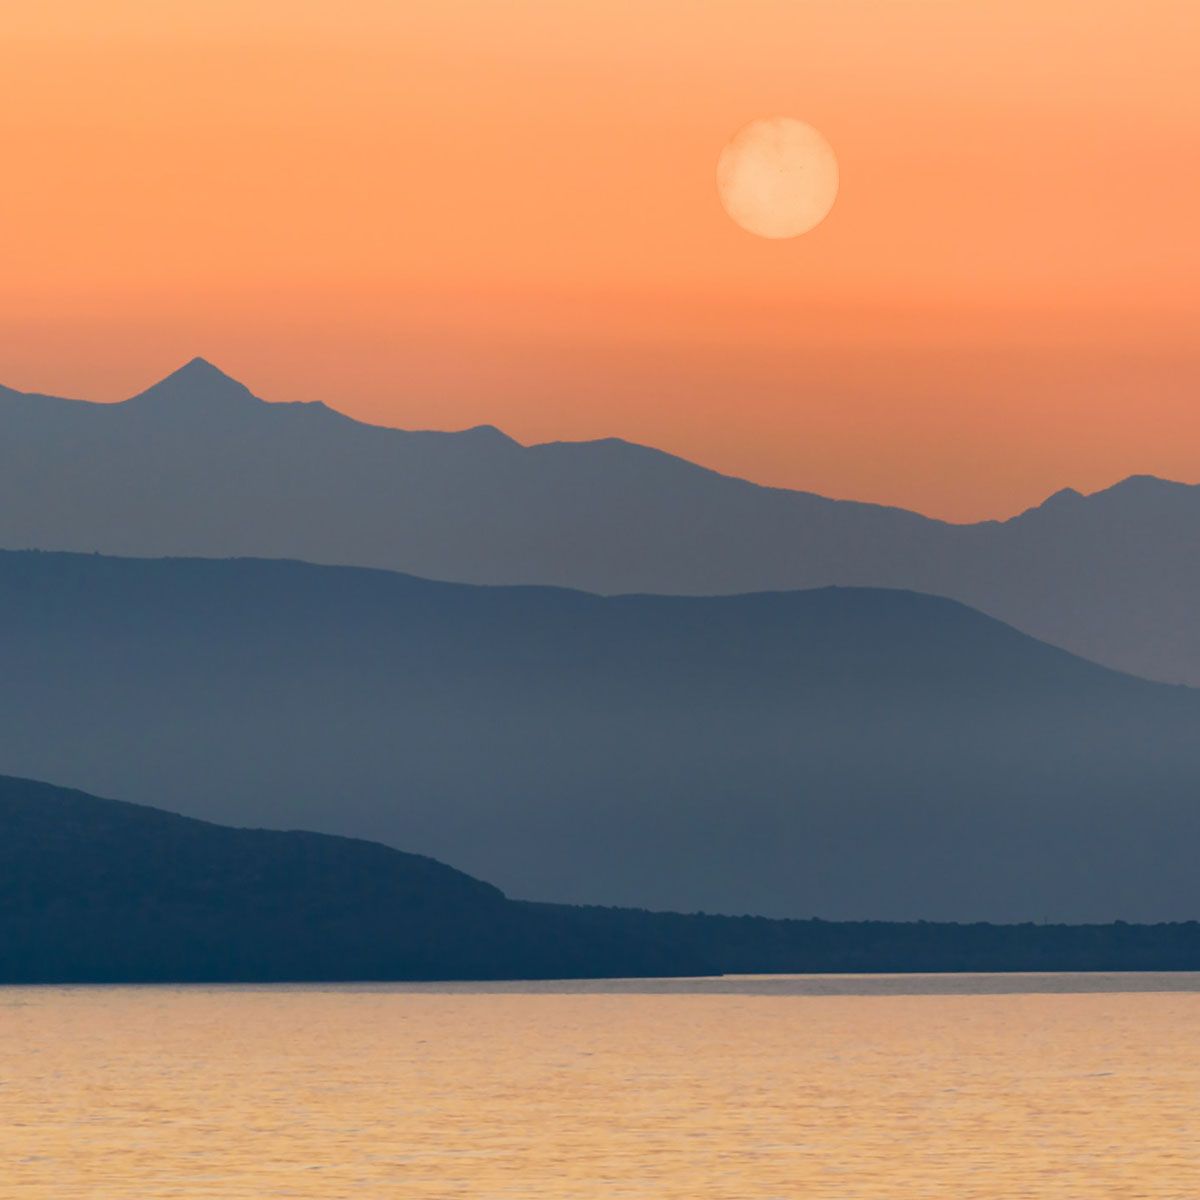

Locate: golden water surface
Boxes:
[3,976,1198,1198]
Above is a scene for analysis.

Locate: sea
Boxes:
[3,974,1198,1197]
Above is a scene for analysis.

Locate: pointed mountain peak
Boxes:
[1008,475,1198,525]
[1043,486,1083,505]
[1044,475,1189,507]
[173,356,239,384]
[122,357,262,412]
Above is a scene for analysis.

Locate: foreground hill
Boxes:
[0,775,704,982]
[1,358,1198,684]
[4,774,1200,983]
[2,551,1199,923]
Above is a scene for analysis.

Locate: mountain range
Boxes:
[7,773,1200,983]
[1,357,1197,685]
[3,549,1199,924]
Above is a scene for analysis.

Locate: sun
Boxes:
[717,117,839,239]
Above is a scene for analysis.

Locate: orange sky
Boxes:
[2,0,1198,520]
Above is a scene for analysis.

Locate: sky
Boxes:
[2,0,1198,521]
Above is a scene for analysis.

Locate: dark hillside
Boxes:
[5,775,1200,983]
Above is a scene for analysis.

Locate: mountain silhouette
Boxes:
[3,550,1199,923]
[0,773,708,982]
[123,355,262,411]
[6,772,1200,983]
[2,360,1197,684]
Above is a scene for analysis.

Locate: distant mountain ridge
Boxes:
[1,357,1198,684]
[3,550,1200,923]
[7,773,1200,983]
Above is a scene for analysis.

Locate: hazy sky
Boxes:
[2,0,1198,520]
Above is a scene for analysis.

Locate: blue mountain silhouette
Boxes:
[3,550,1198,923]
[6,771,1200,982]
[2,359,1198,683]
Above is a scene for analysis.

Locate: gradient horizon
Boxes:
[3,0,1198,520]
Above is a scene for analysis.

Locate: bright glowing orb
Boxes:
[717,117,839,239]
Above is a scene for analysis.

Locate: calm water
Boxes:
[3,974,1198,1197]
